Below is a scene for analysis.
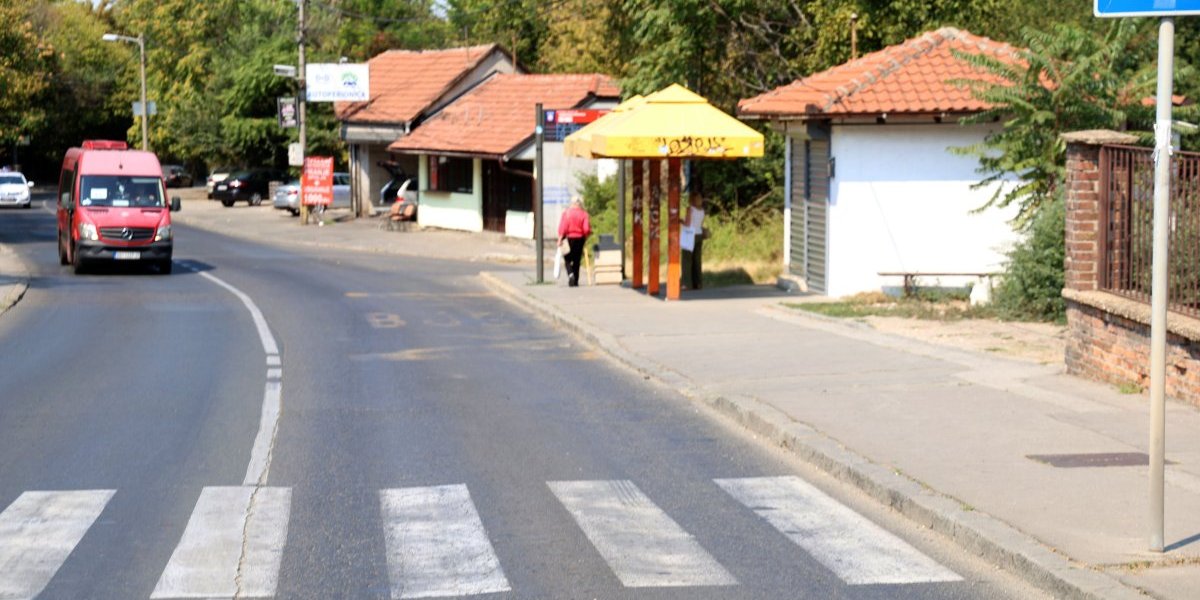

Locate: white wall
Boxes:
[417,156,484,232]
[824,123,1020,298]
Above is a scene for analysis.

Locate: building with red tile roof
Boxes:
[337,45,521,215]
[738,28,1024,298]
[388,73,621,236]
[739,27,1020,120]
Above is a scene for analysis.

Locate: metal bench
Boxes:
[877,271,998,297]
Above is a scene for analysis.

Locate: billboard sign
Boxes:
[302,156,334,206]
[1095,0,1200,16]
[306,63,370,102]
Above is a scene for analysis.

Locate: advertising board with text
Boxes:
[302,157,334,206]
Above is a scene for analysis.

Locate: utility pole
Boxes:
[297,0,308,224]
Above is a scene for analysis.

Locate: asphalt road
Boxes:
[0,195,1044,599]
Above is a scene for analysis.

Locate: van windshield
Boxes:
[80,175,164,208]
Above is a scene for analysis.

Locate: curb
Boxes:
[480,271,1147,600]
[0,243,30,318]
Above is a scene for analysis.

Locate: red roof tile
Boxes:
[335,45,508,124]
[739,28,1021,118]
[389,73,621,158]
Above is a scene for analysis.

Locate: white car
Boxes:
[0,171,33,209]
[272,172,351,216]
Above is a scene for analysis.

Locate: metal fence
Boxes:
[1099,144,1200,319]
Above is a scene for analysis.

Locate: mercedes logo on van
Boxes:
[121,227,133,240]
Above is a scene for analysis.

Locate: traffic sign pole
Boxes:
[1148,16,1174,554]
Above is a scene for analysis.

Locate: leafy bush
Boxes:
[991,195,1066,322]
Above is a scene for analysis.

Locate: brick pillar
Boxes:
[1060,130,1137,291]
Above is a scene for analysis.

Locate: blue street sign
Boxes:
[1096,0,1200,17]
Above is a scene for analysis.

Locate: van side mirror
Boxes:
[27,181,34,188]
[171,196,182,212]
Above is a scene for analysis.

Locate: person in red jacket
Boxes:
[557,196,592,287]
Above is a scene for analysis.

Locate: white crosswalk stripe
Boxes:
[548,480,737,588]
[716,476,962,585]
[379,484,511,599]
[151,486,291,599]
[0,489,115,600]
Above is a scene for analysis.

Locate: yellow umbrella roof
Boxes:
[587,84,764,159]
[562,95,645,158]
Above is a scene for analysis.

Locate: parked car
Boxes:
[0,171,33,209]
[212,168,288,206]
[206,166,236,199]
[162,164,193,188]
[273,172,351,216]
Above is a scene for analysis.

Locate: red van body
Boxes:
[57,141,180,274]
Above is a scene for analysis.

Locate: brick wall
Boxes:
[1065,301,1200,402]
[1062,130,1200,406]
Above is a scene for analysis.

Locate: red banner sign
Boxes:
[544,109,607,125]
[302,156,334,206]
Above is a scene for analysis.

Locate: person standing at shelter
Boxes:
[682,192,706,289]
[558,197,592,287]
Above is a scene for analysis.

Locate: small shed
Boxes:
[738,27,1024,297]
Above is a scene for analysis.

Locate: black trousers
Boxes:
[565,237,585,286]
[683,235,704,289]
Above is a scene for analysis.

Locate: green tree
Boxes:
[26,0,130,168]
[0,0,56,160]
[953,20,1165,227]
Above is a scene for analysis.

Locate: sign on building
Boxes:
[302,156,334,206]
[306,63,370,102]
[543,109,608,142]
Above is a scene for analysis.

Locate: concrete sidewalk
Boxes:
[481,270,1200,600]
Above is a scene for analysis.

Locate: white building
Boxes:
[739,28,1022,297]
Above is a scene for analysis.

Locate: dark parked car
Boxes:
[162,164,193,188]
[212,168,288,206]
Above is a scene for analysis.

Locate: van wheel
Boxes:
[249,193,263,206]
[71,244,87,275]
[156,260,172,275]
[221,199,234,207]
[289,208,299,216]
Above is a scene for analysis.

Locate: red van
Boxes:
[57,140,181,274]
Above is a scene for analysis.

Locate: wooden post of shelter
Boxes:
[631,160,644,289]
[647,159,661,296]
[666,158,681,300]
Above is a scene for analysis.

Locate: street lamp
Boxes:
[102,32,149,151]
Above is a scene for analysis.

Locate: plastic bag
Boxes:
[553,243,563,279]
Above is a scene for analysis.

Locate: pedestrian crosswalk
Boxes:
[0,477,961,598]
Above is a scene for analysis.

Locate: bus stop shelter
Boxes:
[564,84,763,300]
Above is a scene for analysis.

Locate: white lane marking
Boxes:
[190,270,283,487]
[197,272,279,355]
[151,486,291,599]
[548,480,736,588]
[379,485,510,599]
[266,355,281,367]
[715,476,962,585]
[0,490,115,600]
[243,380,282,486]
